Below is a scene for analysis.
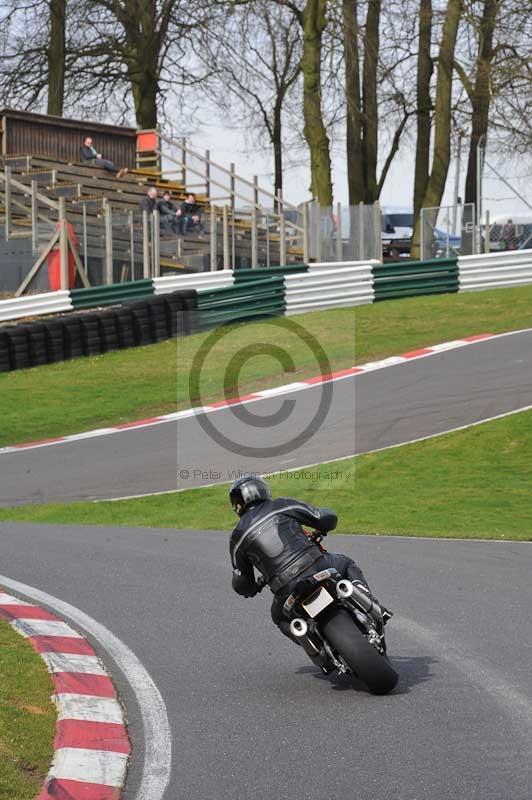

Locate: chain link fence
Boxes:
[308,202,381,263]
[420,203,476,260]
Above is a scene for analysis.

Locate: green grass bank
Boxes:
[1,408,530,540]
[0,619,56,799]
[1,284,531,446]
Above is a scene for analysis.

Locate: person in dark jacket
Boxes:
[157,190,179,235]
[140,187,158,214]
[229,475,390,670]
[79,136,127,178]
[177,192,205,235]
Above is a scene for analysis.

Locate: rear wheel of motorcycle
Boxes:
[321,608,398,695]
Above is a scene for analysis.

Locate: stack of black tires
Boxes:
[0,290,199,373]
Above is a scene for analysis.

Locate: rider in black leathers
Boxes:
[229,475,383,666]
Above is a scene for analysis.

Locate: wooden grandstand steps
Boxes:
[1,149,290,276]
[17,169,57,185]
[45,183,81,199]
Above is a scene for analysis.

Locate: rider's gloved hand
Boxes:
[233,569,264,598]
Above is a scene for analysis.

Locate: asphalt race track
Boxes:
[2,329,532,505]
[1,523,531,800]
[2,329,532,798]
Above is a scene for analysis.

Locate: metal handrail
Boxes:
[0,171,59,211]
[158,132,300,213]
[156,151,304,236]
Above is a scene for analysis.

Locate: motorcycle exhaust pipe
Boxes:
[336,579,355,598]
[337,580,373,613]
[290,618,308,638]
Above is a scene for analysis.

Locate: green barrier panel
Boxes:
[372,258,458,301]
[197,276,285,328]
[70,279,154,310]
[234,264,309,281]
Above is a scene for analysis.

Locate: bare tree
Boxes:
[48,0,67,114]
[453,0,502,207]
[343,0,364,203]
[412,0,463,253]
[413,0,433,221]
[260,0,334,205]
[0,0,76,114]
[342,0,413,204]
[204,1,301,199]
[299,0,334,205]
[79,0,201,129]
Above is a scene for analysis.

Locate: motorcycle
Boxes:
[274,531,398,694]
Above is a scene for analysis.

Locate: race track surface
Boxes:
[2,329,532,505]
[1,522,531,800]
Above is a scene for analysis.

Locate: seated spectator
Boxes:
[157,190,179,235]
[140,187,159,214]
[80,136,128,178]
[177,192,205,236]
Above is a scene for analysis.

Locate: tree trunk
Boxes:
[464,0,500,207]
[272,102,283,200]
[47,0,67,116]
[361,0,381,203]
[122,1,160,129]
[413,0,433,224]
[412,0,463,256]
[301,0,333,206]
[131,72,159,129]
[343,0,364,204]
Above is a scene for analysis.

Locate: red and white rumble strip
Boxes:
[0,332,495,456]
[0,589,129,799]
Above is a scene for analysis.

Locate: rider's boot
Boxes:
[299,635,335,674]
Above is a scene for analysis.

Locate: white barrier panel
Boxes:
[285,267,374,315]
[153,271,235,295]
[0,291,73,322]
[312,259,379,270]
[458,249,532,292]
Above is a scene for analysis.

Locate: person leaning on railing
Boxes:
[80,136,128,179]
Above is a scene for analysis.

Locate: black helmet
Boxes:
[229,475,271,516]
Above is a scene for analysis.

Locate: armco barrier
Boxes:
[3,250,532,336]
[70,279,154,309]
[0,290,199,373]
[312,259,380,271]
[197,276,285,329]
[284,267,374,315]
[372,258,458,300]
[458,249,532,292]
[153,271,234,295]
[0,290,73,322]
[233,264,309,280]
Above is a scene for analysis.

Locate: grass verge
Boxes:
[1,409,530,540]
[0,619,55,800]
[1,284,532,446]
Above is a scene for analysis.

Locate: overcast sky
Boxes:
[186,116,532,222]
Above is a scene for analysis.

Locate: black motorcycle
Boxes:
[277,533,398,694]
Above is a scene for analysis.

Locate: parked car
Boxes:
[431,227,461,258]
[381,207,414,259]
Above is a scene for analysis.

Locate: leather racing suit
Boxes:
[229,497,368,640]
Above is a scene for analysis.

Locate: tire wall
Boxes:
[0,290,199,373]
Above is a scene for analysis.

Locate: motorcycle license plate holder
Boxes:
[302,586,334,618]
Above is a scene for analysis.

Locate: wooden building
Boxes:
[0,109,137,169]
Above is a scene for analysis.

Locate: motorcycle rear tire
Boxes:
[321,608,398,695]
